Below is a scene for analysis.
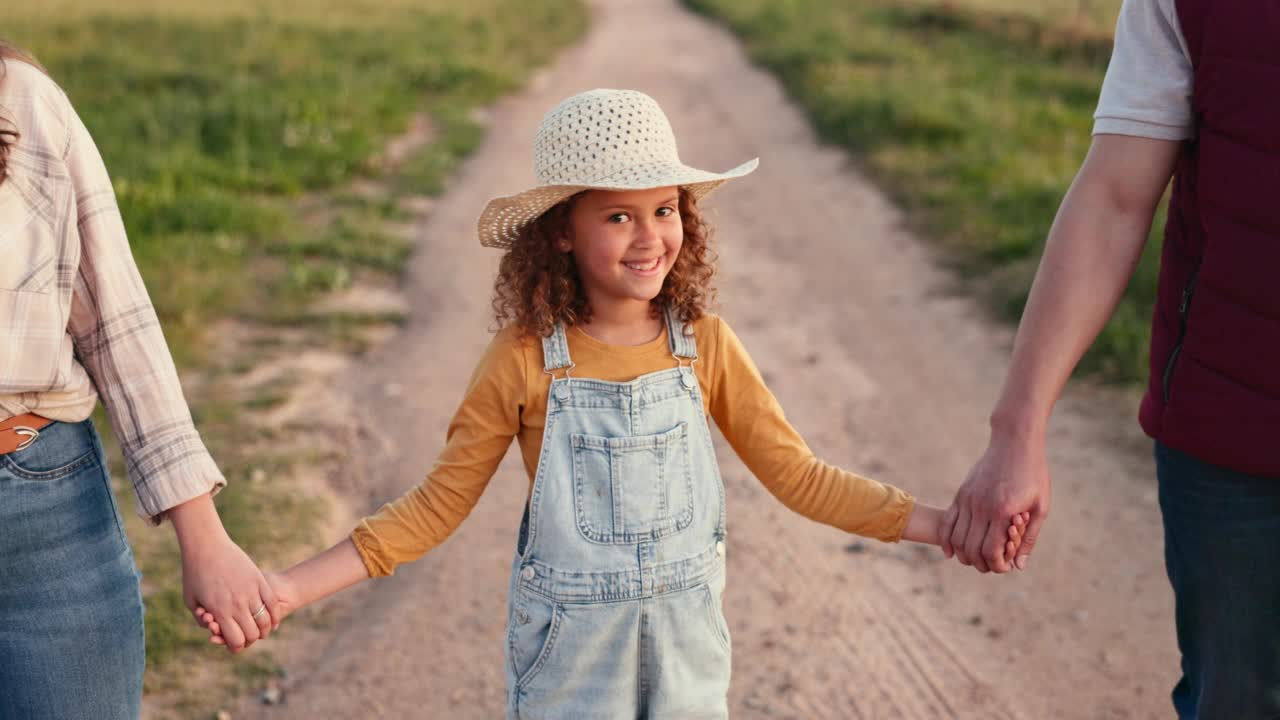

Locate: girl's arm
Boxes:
[199,539,368,645]
[705,318,914,542]
[198,333,528,644]
[349,330,526,578]
[901,503,945,545]
[277,539,369,609]
[704,318,1028,556]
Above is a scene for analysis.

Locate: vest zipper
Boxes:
[1162,265,1200,403]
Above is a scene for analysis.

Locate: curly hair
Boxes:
[491,186,717,338]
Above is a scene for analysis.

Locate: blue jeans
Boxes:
[1156,441,1280,720]
[0,420,145,720]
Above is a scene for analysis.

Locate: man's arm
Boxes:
[941,134,1180,573]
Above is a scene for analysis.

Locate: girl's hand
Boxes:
[198,570,299,647]
[1003,512,1030,566]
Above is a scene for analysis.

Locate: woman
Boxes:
[0,40,278,717]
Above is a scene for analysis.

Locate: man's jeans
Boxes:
[1156,441,1280,720]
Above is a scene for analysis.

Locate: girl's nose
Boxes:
[634,219,663,246]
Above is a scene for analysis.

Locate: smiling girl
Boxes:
[200,89,1025,719]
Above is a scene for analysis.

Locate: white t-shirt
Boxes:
[1092,0,1195,140]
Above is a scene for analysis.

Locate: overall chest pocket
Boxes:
[570,422,694,545]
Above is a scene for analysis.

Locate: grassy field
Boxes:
[686,0,1164,384]
[7,0,585,359]
[3,0,584,711]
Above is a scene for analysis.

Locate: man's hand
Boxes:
[941,428,1050,573]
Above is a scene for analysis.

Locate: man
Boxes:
[939,1,1280,718]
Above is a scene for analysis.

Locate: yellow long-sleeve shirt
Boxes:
[351,314,914,577]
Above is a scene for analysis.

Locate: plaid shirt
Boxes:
[0,60,224,523]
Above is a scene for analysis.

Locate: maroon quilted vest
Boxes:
[1138,0,1280,475]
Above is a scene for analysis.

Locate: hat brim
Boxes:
[477,157,758,249]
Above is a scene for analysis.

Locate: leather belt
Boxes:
[0,413,55,455]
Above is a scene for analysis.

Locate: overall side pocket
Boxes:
[508,589,563,690]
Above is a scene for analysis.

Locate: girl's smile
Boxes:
[622,257,662,274]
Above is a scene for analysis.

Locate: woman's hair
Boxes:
[0,40,47,186]
[491,186,717,338]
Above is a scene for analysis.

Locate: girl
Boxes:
[201,89,1025,718]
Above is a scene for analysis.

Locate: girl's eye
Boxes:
[656,206,676,217]
[608,213,631,224]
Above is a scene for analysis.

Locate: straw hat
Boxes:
[477,89,758,248]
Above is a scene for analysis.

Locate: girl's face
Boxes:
[559,186,683,313]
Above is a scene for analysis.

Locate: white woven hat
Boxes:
[477,88,758,248]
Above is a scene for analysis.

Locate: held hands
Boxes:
[170,495,283,653]
[941,429,1050,573]
[198,570,299,648]
[182,537,282,652]
[200,537,370,648]
[904,503,1028,567]
[994,511,1030,566]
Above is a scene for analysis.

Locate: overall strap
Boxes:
[664,306,698,360]
[541,323,574,374]
[543,310,693,377]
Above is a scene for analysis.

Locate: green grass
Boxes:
[685,0,1164,383]
[3,0,586,708]
[5,1,585,353]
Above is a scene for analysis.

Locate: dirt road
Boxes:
[234,1,1178,717]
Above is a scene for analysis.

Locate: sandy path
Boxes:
[235,1,1178,717]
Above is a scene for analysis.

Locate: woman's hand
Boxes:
[198,570,299,647]
[199,537,372,649]
[169,494,281,653]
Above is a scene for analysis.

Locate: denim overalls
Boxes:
[504,308,731,719]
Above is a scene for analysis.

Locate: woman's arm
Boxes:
[63,103,226,523]
[59,87,276,651]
